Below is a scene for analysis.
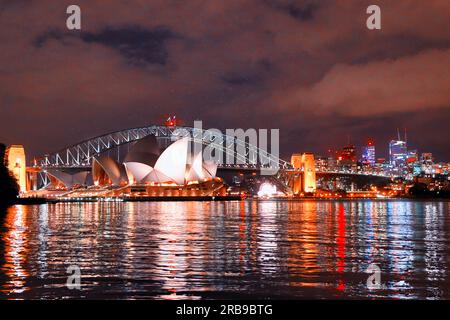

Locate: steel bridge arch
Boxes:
[37,125,293,171]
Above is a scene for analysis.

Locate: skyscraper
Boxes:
[362,138,376,166]
[340,145,356,162]
[421,153,433,174]
[407,150,418,163]
[389,140,407,167]
[389,129,407,168]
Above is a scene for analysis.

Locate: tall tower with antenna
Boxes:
[389,129,407,167]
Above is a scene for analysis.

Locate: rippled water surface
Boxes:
[0,200,449,299]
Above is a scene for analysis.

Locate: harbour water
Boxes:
[0,200,449,299]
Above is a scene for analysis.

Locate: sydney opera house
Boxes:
[41,135,227,199]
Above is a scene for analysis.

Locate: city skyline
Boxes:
[0,1,449,161]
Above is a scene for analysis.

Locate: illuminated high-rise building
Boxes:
[407,149,418,164]
[389,129,408,168]
[5,145,27,192]
[421,153,433,164]
[362,138,376,166]
[421,153,433,174]
[389,140,407,167]
[340,145,356,162]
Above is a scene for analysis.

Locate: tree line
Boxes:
[0,143,19,208]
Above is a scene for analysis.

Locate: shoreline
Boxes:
[12,196,450,205]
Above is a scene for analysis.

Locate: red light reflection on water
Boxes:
[336,204,346,292]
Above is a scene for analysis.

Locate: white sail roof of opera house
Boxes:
[46,169,90,189]
[93,155,129,186]
[152,137,189,185]
[186,151,205,181]
[91,135,218,186]
[124,162,153,183]
[203,160,217,178]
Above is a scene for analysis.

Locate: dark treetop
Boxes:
[0,143,19,209]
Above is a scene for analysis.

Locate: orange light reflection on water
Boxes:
[1,206,30,296]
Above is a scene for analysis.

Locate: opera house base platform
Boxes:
[17,195,243,204]
[20,178,245,203]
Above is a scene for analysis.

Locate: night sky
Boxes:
[0,1,449,161]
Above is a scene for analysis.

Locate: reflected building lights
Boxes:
[336,204,346,292]
[424,203,446,288]
[1,206,30,295]
[287,201,319,288]
[37,204,49,279]
[257,202,281,275]
[154,203,190,299]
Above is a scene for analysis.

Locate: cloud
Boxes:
[81,26,178,66]
[262,0,320,22]
[281,49,450,116]
[34,26,178,66]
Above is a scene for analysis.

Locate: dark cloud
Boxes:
[33,30,67,48]
[34,26,178,66]
[81,26,178,65]
[263,0,320,21]
[222,73,260,86]
[221,60,273,86]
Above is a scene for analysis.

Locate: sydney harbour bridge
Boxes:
[32,124,391,192]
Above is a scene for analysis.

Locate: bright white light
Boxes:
[258,183,277,198]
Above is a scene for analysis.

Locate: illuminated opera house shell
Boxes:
[91,135,219,187]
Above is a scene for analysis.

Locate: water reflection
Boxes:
[1,205,29,295]
[0,200,449,299]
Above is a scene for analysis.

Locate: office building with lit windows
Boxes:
[389,139,407,167]
[362,139,376,166]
